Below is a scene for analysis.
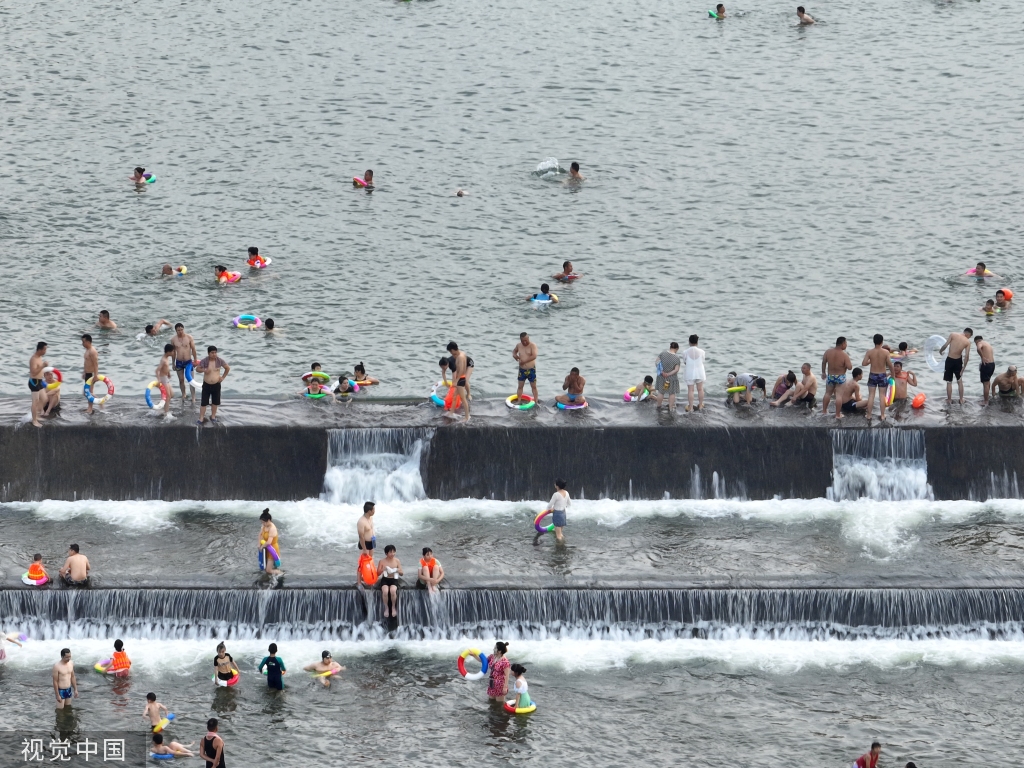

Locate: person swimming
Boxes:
[354,169,374,188]
[353,363,379,385]
[161,264,186,276]
[996,289,1013,309]
[711,3,725,17]
[553,261,580,282]
[568,162,585,181]
[797,5,815,23]
[982,299,998,316]
[247,246,267,268]
[528,283,559,303]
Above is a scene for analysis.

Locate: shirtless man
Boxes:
[447,342,471,422]
[797,5,815,23]
[196,346,230,424]
[513,332,540,404]
[771,363,817,407]
[303,651,345,688]
[59,544,90,586]
[52,649,78,710]
[892,361,918,402]
[553,261,577,282]
[862,334,896,421]
[996,289,1013,310]
[834,368,866,419]
[82,334,99,415]
[939,328,973,404]
[145,319,172,336]
[568,162,585,181]
[975,335,996,405]
[556,368,586,406]
[29,341,48,427]
[357,502,376,555]
[155,344,174,415]
[993,366,1021,398]
[821,337,852,416]
[172,323,199,402]
[97,310,117,330]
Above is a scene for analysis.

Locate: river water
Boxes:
[1,0,1022,402]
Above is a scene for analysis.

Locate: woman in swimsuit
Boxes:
[771,371,797,401]
[213,643,236,684]
[486,642,511,701]
[353,363,379,385]
[375,545,403,619]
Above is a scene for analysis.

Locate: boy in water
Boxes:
[630,375,654,400]
[107,639,131,676]
[161,264,186,276]
[258,643,286,690]
[145,320,172,336]
[982,299,998,315]
[304,651,345,688]
[714,3,725,16]
[213,643,236,684]
[834,368,866,419]
[527,283,558,303]
[142,692,169,731]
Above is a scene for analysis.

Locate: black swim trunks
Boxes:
[201,381,221,406]
[61,574,89,587]
[841,399,859,413]
[28,378,45,393]
[943,356,964,382]
[379,577,400,588]
[980,362,996,383]
[457,377,466,387]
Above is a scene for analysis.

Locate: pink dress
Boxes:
[486,654,509,698]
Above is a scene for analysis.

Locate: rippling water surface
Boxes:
[1,0,1021,399]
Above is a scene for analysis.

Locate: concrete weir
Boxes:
[0,423,1021,502]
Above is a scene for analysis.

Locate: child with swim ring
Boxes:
[508,663,532,711]
[151,734,195,758]
[25,554,49,585]
[143,692,169,732]
[246,246,268,268]
[214,265,240,284]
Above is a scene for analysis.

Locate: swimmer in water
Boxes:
[996,289,1013,310]
[145,320,171,336]
[455,189,466,197]
[130,166,148,184]
[151,734,195,758]
[630,375,654,400]
[797,5,815,23]
[247,246,267,268]
[834,368,867,419]
[353,362,379,385]
[528,283,559,303]
[993,366,1021,397]
[97,310,117,330]
[301,377,335,402]
[304,651,345,687]
[568,162,585,181]
[264,318,276,333]
[713,3,725,17]
[890,341,917,360]
[161,264,186,276]
[142,692,169,731]
[156,344,173,415]
[354,169,374,189]
[553,261,578,282]
[982,299,998,315]
[970,260,999,278]
[214,265,233,283]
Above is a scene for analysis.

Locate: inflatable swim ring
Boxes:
[313,667,342,678]
[84,375,114,405]
[143,173,156,184]
[176,266,187,276]
[353,176,368,187]
[304,384,331,399]
[247,256,272,270]
[534,509,554,533]
[965,268,994,276]
[530,293,559,305]
[885,377,896,407]
[708,9,718,17]
[357,552,377,586]
[912,392,927,409]
[457,649,489,681]
[153,714,175,734]
[923,335,947,373]
[42,367,62,391]
[506,394,536,410]
[145,381,169,410]
[22,572,48,586]
[213,669,240,687]
[557,400,588,410]
[218,271,241,284]
[504,700,537,715]
[557,273,582,282]
[336,380,361,396]
[726,385,746,393]
[429,381,448,407]
[232,314,262,330]
[93,659,130,677]
[259,541,281,569]
[150,754,175,761]
[183,361,197,391]
[623,386,649,402]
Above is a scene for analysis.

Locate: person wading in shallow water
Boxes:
[486,641,511,701]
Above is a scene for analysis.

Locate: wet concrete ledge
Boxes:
[0,423,1021,502]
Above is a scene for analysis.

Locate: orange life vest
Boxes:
[420,557,436,572]
[110,650,131,671]
[28,563,46,579]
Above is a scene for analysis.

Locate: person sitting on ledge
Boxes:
[556,367,587,407]
[833,367,867,420]
[417,548,445,593]
[59,544,90,586]
[771,363,817,407]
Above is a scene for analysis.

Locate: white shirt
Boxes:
[514,678,528,695]
[548,491,571,511]
[684,346,706,382]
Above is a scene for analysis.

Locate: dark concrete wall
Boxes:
[423,426,834,500]
[0,426,326,501]
[925,426,1024,500]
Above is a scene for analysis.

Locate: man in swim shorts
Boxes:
[939,328,973,404]
[196,346,230,425]
[797,5,815,23]
[862,334,897,422]
[833,368,866,419]
[993,366,1021,397]
[357,502,376,554]
[155,344,174,415]
[82,334,99,415]
[514,332,540,404]
[29,341,48,428]
[974,335,996,405]
[96,310,117,330]
[447,341,473,420]
[556,367,587,406]
[145,319,172,336]
[821,337,852,416]
[172,324,198,403]
[553,261,576,282]
[59,544,90,585]
[52,648,78,710]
